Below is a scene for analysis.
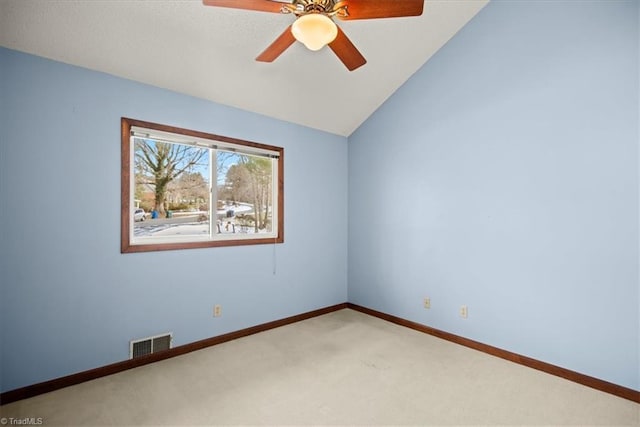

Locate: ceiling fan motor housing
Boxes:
[301,0,334,12]
[282,0,348,18]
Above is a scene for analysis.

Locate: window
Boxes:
[121,118,283,253]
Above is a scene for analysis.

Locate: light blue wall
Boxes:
[348,0,640,390]
[0,47,348,392]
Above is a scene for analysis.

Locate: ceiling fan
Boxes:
[202,0,424,71]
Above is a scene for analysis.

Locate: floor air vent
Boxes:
[130,333,172,359]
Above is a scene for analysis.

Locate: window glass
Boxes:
[122,118,283,253]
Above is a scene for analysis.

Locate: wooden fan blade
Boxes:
[336,0,424,20]
[202,0,286,13]
[256,25,296,62]
[329,26,366,71]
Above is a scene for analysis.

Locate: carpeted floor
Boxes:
[1,309,638,425]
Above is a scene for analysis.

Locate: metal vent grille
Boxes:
[130,333,172,359]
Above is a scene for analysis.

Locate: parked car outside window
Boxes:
[134,209,147,222]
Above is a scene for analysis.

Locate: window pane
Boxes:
[133,137,211,240]
[216,151,274,236]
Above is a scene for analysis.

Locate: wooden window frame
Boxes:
[121,117,284,253]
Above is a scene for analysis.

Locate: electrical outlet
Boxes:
[460,305,468,318]
[214,305,222,317]
[423,297,431,309]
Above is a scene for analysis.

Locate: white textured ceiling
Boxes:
[0,0,488,136]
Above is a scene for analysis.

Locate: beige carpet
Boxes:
[1,309,638,426]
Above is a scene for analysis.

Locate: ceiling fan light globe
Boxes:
[291,14,338,51]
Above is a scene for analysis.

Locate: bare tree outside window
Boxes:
[219,153,273,234]
[135,139,209,216]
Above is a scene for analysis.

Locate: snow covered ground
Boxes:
[133,204,265,237]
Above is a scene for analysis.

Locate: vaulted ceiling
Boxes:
[0,0,488,136]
